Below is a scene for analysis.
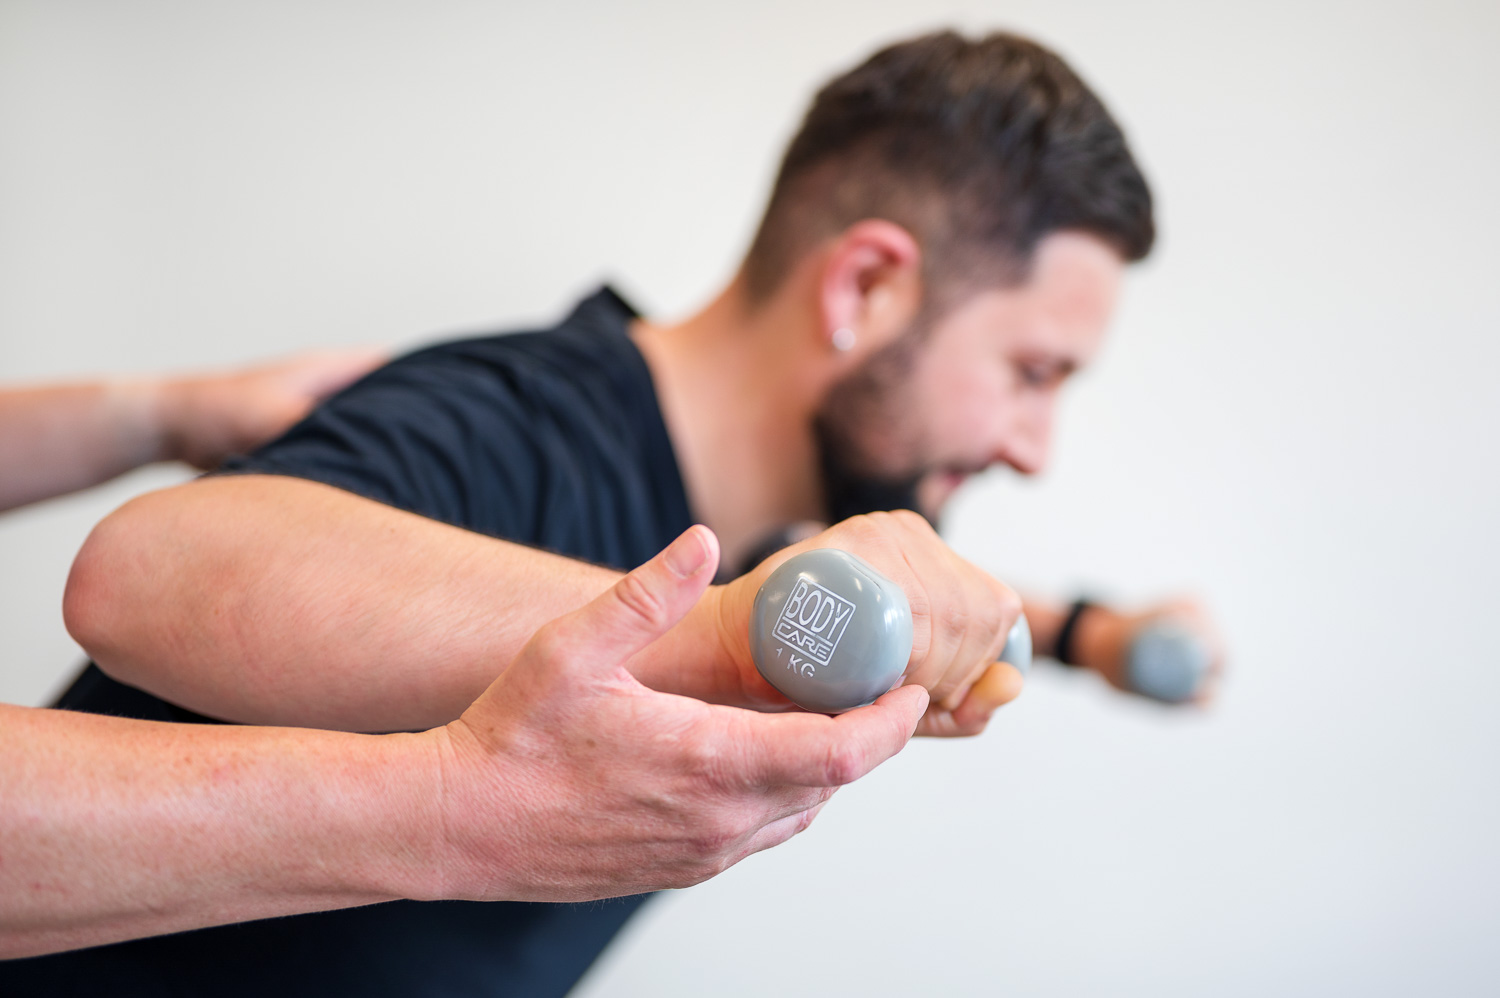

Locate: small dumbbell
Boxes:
[749,548,1030,713]
[1126,621,1211,703]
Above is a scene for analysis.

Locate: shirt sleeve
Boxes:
[218,344,544,539]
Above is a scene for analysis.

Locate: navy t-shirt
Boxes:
[4,287,695,997]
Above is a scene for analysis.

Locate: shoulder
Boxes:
[371,286,646,415]
[222,286,670,544]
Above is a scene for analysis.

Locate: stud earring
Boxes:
[831,327,856,352]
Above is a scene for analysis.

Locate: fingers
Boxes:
[538,526,721,674]
[946,571,1021,700]
[839,511,1020,713]
[728,683,929,787]
[943,662,1025,736]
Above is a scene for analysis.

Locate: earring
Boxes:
[831,327,856,352]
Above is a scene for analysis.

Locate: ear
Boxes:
[817,220,923,357]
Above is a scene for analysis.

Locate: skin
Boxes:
[65,479,1020,735]
[819,232,1224,698]
[4,526,928,957]
[636,225,1136,712]
[66,226,1216,731]
[0,350,386,512]
[20,220,1218,954]
[1023,596,1226,704]
[815,230,1123,512]
[1,247,1044,953]
[65,221,1082,736]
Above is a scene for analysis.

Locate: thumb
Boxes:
[560,525,720,673]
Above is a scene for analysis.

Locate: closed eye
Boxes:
[1015,358,1075,389]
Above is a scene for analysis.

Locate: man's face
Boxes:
[815,231,1124,523]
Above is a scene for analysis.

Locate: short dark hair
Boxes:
[743,30,1155,306]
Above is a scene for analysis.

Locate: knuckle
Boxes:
[992,581,1023,623]
[821,742,866,786]
[526,622,574,664]
[612,570,671,629]
[838,513,885,548]
[954,710,991,737]
[691,854,734,885]
[982,600,1008,649]
[831,516,903,571]
[939,602,973,646]
[692,815,742,860]
[680,731,727,785]
[889,508,931,535]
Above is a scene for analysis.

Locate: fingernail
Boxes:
[664,526,708,578]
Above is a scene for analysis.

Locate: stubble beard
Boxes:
[812,329,937,527]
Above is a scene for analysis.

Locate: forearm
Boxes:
[66,475,632,731]
[0,381,172,512]
[0,703,439,959]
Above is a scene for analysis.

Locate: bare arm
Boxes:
[1022,594,1224,703]
[0,350,383,512]
[0,702,430,959]
[5,529,926,958]
[65,474,635,730]
[68,477,1023,735]
[0,381,169,511]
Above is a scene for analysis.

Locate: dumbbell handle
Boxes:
[999,614,1032,676]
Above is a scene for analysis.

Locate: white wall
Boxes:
[2,1,1497,994]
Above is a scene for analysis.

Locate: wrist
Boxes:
[407,717,555,904]
[628,580,783,708]
[137,375,192,465]
[331,729,460,904]
[1072,605,1130,685]
[106,377,178,466]
[701,581,785,707]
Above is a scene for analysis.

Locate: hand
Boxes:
[1073,598,1226,705]
[423,525,928,903]
[707,510,1026,739]
[155,348,387,469]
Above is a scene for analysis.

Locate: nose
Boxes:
[992,395,1055,476]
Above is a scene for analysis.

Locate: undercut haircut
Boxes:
[743,30,1155,310]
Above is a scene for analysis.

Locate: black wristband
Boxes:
[1053,598,1096,667]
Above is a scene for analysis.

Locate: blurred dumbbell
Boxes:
[1125,620,1211,703]
[748,547,1030,713]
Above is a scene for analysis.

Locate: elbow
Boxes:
[63,494,166,685]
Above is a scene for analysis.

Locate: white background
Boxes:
[2,1,1497,995]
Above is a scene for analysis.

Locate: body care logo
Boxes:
[773,577,856,675]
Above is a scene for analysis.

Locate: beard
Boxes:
[812,330,936,528]
[817,444,927,525]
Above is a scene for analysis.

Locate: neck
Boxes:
[632,272,825,574]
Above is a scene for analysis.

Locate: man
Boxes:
[5,29,1179,996]
[1,358,924,959]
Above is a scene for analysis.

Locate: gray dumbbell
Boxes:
[749,548,1030,713]
[1126,621,1211,703]
[1000,613,1032,678]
